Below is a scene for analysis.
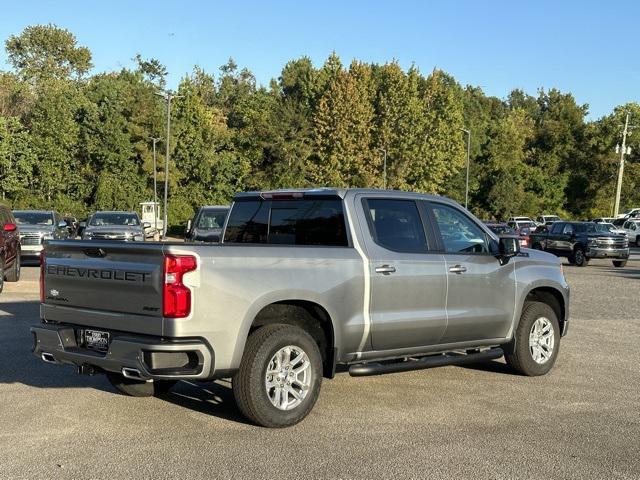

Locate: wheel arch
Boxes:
[237,296,338,379]
[525,286,566,330]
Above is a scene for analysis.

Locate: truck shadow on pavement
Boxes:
[0,300,251,424]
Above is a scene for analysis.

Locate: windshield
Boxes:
[89,213,140,227]
[488,225,515,235]
[197,210,227,229]
[581,223,616,233]
[13,212,53,226]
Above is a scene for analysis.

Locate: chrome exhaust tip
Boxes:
[41,352,56,364]
[121,367,148,381]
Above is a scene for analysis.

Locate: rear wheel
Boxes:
[636,235,640,247]
[233,324,322,428]
[5,251,20,282]
[0,261,4,293]
[106,372,177,397]
[505,301,560,376]
[612,260,627,268]
[572,247,589,267]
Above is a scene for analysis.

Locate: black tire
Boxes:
[612,260,627,268]
[106,372,177,397]
[505,301,560,376]
[573,247,589,267]
[5,251,20,282]
[0,262,4,294]
[233,324,323,428]
[636,235,640,247]
[532,243,542,250]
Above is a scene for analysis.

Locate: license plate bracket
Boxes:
[84,329,110,352]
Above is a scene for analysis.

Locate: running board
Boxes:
[348,348,504,377]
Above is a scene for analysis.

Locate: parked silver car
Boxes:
[81,211,149,241]
[12,210,69,260]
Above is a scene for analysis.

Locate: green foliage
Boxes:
[0,24,637,227]
[6,24,92,82]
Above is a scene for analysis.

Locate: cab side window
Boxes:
[364,199,428,253]
[430,203,488,254]
[550,222,564,234]
[562,224,574,235]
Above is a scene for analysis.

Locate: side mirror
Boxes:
[498,235,520,263]
[3,223,17,232]
[58,220,68,229]
[186,219,192,234]
[79,221,86,228]
[143,222,151,229]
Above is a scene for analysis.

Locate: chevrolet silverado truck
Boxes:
[529,221,629,267]
[32,189,570,428]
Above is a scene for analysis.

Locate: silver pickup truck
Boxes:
[32,189,569,427]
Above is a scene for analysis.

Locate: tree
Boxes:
[311,60,377,187]
[0,116,35,200]
[6,24,92,82]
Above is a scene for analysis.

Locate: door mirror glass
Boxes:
[186,219,192,233]
[499,236,520,257]
[57,220,68,229]
[142,222,151,229]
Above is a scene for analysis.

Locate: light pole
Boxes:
[613,112,633,218]
[150,137,160,233]
[460,128,471,209]
[156,90,181,239]
[379,148,387,189]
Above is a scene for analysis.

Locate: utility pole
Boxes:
[156,90,181,239]
[150,137,160,234]
[460,128,471,209]
[613,113,633,218]
[379,148,387,189]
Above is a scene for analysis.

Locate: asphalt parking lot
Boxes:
[1,253,639,479]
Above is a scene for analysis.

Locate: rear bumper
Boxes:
[31,324,214,381]
[585,247,629,259]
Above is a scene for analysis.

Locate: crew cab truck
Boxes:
[32,189,570,428]
[529,221,629,268]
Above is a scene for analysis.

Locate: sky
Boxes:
[1,0,638,119]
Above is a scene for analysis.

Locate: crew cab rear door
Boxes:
[426,201,516,343]
[356,195,447,351]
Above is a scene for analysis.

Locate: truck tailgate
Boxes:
[41,241,165,334]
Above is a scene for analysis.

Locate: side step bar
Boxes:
[348,348,504,377]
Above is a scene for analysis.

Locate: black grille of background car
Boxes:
[596,237,628,249]
[20,233,43,245]
[89,232,127,241]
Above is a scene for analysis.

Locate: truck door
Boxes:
[556,223,575,253]
[426,202,516,343]
[356,196,447,351]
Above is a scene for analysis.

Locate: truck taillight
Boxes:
[39,250,45,303]
[163,254,197,318]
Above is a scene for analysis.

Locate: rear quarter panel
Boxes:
[164,244,365,371]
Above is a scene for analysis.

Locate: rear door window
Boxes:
[364,199,428,253]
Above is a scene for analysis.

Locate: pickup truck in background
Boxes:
[32,189,570,428]
[529,221,629,267]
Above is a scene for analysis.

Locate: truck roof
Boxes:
[234,188,450,203]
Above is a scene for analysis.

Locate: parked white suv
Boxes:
[621,219,640,245]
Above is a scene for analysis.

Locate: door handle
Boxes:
[448,265,467,274]
[375,265,396,275]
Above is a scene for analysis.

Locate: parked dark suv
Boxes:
[0,204,21,292]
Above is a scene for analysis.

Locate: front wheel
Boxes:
[106,372,176,397]
[573,247,589,267]
[505,301,560,376]
[612,260,627,268]
[233,324,322,428]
